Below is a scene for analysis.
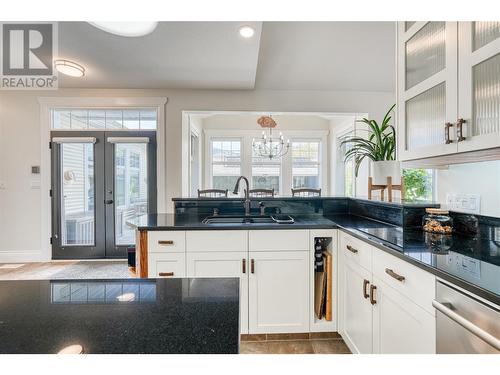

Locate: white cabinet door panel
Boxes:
[187,251,249,333]
[340,257,373,354]
[372,277,436,354]
[248,251,309,333]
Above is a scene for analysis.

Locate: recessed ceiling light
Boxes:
[239,26,255,39]
[54,60,85,77]
[89,22,158,37]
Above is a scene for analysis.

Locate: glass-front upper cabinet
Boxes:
[458,22,500,152]
[397,22,458,160]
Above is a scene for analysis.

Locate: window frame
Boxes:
[289,138,323,191]
[206,137,244,191]
[204,130,328,196]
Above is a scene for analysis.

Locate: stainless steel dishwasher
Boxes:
[433,281,500,353]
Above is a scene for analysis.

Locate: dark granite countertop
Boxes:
[172,195,440,208]
[129,213,500,305]
[0,278,239,354]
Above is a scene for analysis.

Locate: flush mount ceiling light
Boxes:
[54,60,85,77]
[89,22,158,37]
[238,25,255,38]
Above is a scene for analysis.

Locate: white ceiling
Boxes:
[58,22,263,89]
[255,22,395,91]
[57,21,395,92]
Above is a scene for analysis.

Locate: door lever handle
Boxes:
[105,199,114,204]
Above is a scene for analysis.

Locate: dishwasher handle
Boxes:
[432,300,500,351]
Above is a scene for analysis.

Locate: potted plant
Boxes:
[341,104,400,185]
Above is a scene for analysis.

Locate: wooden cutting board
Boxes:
[324,251,333,321]
[314,271,326,319]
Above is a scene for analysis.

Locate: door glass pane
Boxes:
[473,22,500,51]
[70,110,88,129]
[140,110,157,129]
[473,53,500,136]
[406,22,446,89]
[53,110,71,129]
[60,143,95,246]
[106,110,123,129]
[114,143,149,246]
[88,110,106,129]
[405,82,446,151]
[123,110,140,129]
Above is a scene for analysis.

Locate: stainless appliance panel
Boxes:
[435,281,500,354]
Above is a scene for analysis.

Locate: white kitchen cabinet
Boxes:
[187,251,249,333]
[248,250,309,334]
[339,256,373,354]
[372,276,436,354]
[148,252,186,278]
[397,22,500,161]
[458,22,500,152]
[397,22,458,160]
[338,232,436,354]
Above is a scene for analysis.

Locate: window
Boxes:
[251,141,281,193]
[210,139,241,191]
[291,141,321,189]
[52,108,157,130]
[403,168,434,201]
[130,152,140,168]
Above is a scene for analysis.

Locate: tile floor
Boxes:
[240,333,351,354]
[0,261,131,280]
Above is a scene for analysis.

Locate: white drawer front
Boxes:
[186,230,247,252]
[148,252,186,278]
[339,232,372,272]
[148,231,185,253]
[249,230,309,251]
[372,247,435,315]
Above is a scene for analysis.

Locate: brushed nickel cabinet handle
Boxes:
[363,279,370,299]
[385,268,405,282]
[159,272,174,277]
[250,259,255,274]
[158,240,174,245]
[242,258,246,274]
[370,284,377,305]
[346,245,358,254]
[457,118,466,142]
[445,122,454,144]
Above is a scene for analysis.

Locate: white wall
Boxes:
[436,161,500,217]
[0,88,394,261]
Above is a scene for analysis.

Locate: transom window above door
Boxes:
[52,108,157,130]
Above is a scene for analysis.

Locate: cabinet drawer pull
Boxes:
[250,259,255,274]
[159,272,174,277]
[346,245,358,254]
[242,258,246,274]
[363,279,370,299]
[385,268,405,282]
[370,284,377,305]
[445,122,454,144]
[158,240,174,245]
[457,118,466,142]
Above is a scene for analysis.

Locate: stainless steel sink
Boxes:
[202,215,294,225]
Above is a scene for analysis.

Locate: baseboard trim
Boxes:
[0,251,43,263]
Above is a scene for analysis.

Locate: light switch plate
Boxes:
[445,193,481,214]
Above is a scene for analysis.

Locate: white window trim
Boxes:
[205,136,244,190]
[38,96,167,261]
[203,129,328,195]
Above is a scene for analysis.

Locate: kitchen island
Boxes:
[0,277,239,354]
